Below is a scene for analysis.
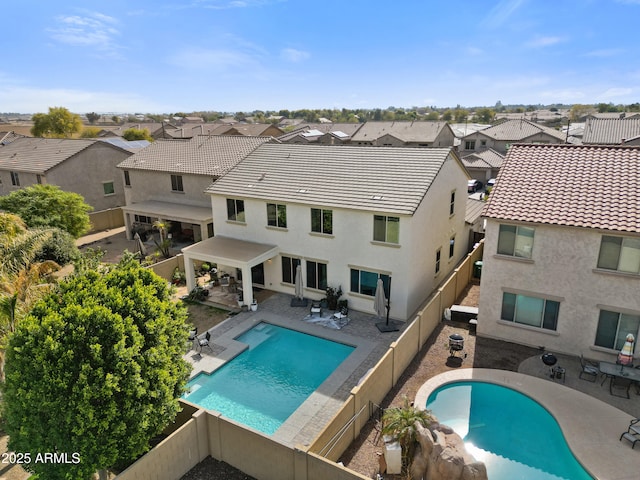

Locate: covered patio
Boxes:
[181,236,279,306]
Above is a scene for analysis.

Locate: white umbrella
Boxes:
[618,333,635,366]
[134,232,147,257]
[294,264,303,300]
[374,278,387,319]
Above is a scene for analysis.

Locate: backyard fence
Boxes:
[115,241,484,480]
[89,207,124,232]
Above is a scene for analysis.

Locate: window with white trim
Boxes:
[311,208,332,234]
[306,260,327,290]
[435,248,441,274]
[226,199,245,222]
[497,224,535,259]
[595,309,640,351]
[373,215,399,244]
[103,181,115,195]
[501,292,559,331]
[597,235,640,274]
[170,174,184,192]
[124,170,131,187]
[350,268,390,297]
[281,256,300,284]
[449,191,456,216]
[10,171,20,186]
[267,203,287,228]
[449,236,455,259]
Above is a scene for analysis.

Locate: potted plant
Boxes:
[325,286,343,310]
[250,298,258,311]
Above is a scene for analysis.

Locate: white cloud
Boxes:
[48,12,120,53]
[484,0,528,28]
[599,87,633,99]
[584,48,623,57]
[280,48,310,63]
[525,36,565,48]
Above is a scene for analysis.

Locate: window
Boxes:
[134,214,152,224]
[435,248,441,274]
[226,199,245,222]
[373,215,399,243]
[350,268,390,297]
[497,224,535,259]
[124,170,131,187]
[449,191,455,216]
[281,256,301,284]
[36,174,42,184]
[311,208,332,234]
[501,292,559,331]
[267,203,287,228]
[10,171,20,186]
[465,140,476,150]
[306,260,328,290]
[449,236,455,259]
[480,140,487,147]
[103,181,115,195]
[595,309,640,351]
[170,174,184,192]
[597,235,640,274]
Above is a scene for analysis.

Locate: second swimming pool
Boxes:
[182,322,355,434]
[426,381,593,480]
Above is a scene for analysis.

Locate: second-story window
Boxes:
[597,235,640,274]
[124,170,131,187]
[311,208,332,234]
[449,191,456,216]
[373,215,399,244]
[10,171,20,186]
[226,198,245,222]
[435,248,441,274]
[103,181,115,195]
[465,140,476,150]
[497,224,535,259]
[267,203,287,228]
[449,236,455,259]
[171,174,183,192]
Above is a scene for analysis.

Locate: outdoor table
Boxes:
[599,360,640,389]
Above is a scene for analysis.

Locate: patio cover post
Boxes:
[185,259,196,292]
[241,265,253,305]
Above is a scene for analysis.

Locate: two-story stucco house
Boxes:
[0,137,132,211]
[117,135,275,241]
[460,119,566,154]
[182,144,470,320]
[478,143,640,360]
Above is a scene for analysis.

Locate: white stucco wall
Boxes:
[478,219,640,360]
[121,169,213,208]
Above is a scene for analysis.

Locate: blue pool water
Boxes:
[183,322,355,434]
[426,381,593,480]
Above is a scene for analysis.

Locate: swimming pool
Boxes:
[182,322,355,434]
[426,381,593,480]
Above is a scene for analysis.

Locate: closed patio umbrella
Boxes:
[294,264,303,300]
[134,232,147,257]
[618,333,635,366]
[374,278,386,319]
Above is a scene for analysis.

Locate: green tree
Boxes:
[2,256,191,480]
[111,115,121,124]
[122,128,153,142]
[381,397,434,475]
[569,104,595,122]
[30,106,83,138]
[80,126,101,138]
[86,112,101,124]
[0,184,93,238]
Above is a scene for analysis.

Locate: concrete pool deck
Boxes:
[414,369,640,480]
[182,292,403,448]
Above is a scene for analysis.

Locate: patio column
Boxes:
[184,257,196,292]
[241,265,253,306]
[123,212,133,240]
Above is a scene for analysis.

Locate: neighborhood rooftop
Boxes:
[476,118,566,142]
[206,143,458,215]
[483,143,640,233]
[117,135,276,177]
[582,117,640,144]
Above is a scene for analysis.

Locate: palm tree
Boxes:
[381,397,434,476]
[152,220,172,258]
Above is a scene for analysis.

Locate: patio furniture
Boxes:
[610,375,633,399]
[188,327,198,349]
[579,354,600,382]
[310,301,322,317]
[552,365,566,383]
[620,419,640,448]
[197,331,213,353]
[599,361,640,394]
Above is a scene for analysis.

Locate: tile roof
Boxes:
[206,144,458,215]
[582,117,640,144]
[461,148,504,169]
[465,198,485,225]
[350,121,451,143]
[472,119,566,142]
[482,144,640,233]
[0,137,110,173]
[277,123,363,142]
[117,135,276,177]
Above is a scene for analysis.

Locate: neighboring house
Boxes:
[278,123,364,145]
[0,131,26,146]
[465,197,486,251]
[478,143,640,360]
[581,117,640,145]
[183,144,470,318]
[117,135,276,242]
[209,123,284,137]
[461,149,504,184]
[460,119,566,154]
[448,123,491,149]
[350,121,456,147]
[0,137,132,211]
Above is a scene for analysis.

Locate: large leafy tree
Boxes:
[31,106,83,138]
[2,256,191,480]
[0,184,93,238]
[122,127,153,142]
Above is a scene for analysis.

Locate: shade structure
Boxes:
[134,232,147,257]
[374,278,386,318]
[618,333,635,366]
[294,264,304,300]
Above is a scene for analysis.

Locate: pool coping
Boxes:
[182,309,378,447]
[414,369,640,480]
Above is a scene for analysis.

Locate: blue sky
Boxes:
[2,0,640,114]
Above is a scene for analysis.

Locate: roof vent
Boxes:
[297,189,308,193]
[371,195,384,200]
[259,173,266,181]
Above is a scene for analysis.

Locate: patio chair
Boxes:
[579,354,600,382]
[620,419,640,448]
[310,301,322,317]
[188,327,198,349]
[610,375,633,399]
[197,331,213,353]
